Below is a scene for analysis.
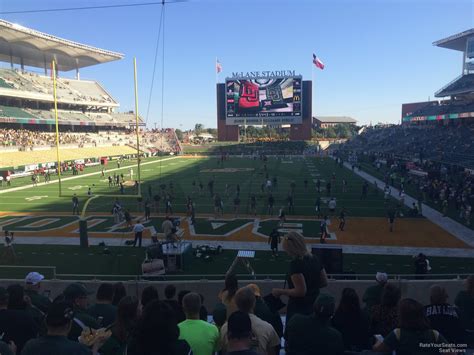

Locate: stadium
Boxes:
[0,7,472,355]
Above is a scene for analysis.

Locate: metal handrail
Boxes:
[0,265,56,279]
[47,272,473,282]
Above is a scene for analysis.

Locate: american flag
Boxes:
[313,54,325,70]
[216,59,223,74]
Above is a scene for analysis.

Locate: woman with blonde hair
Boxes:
[271,231,328,323]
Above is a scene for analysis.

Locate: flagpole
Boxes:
[311,58,315,121]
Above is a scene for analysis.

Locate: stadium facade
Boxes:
[401,28,474,124]
[0,19,142,130]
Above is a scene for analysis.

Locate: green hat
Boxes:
[63,283,92,301]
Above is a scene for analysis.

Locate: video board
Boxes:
[225,76,302,125]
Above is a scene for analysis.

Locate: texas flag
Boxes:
[216,59,223,74]
[313,54,325,70]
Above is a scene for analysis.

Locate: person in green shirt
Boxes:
[178,292,219,355]
[87,283,117,328]
[63,283,99,342]
[373,298,449,355]
[24,272,51,314]
[285,293,344,355]
[454,275,474,342]
[21,301,95,355]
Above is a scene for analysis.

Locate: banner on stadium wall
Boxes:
[404,111,474,123]
[24,164,39,172]
[0,116,128,127]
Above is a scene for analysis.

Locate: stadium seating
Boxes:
[435,74,474,97]
[0,128,181,167]
[0,145,139,168]
[0,105,35,119]
[343,124,474,169]
[0,68,116,105]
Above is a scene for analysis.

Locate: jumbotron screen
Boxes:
[225,76,302,125]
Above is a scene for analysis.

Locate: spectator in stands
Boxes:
[363,272,388,311]
[285,293,344,355]
[370,283,401,337]
[87,283,117,328]
[0,286,38,353]
[0,340,14,355]
[220,287,280,355]
[163,284,181,316]
[141,286,159,309]
[455,275,474,338]
[246,284,283,339]
[225,311,259,355]
[176,290,207,323]
[21,301,94,355]
[178,292,219,355]
[373,298,449,355]
[219,273,239,320]
[271,231,328,323]
[99,296,139,355]
[24,271,51,314]
[63,283,99,341]
[331,287,370,352]
[127,300,192,355]
[424,284,465,344]
[112,282,127,306]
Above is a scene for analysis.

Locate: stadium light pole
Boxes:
[52,60,62,197]
[134,57,142,197]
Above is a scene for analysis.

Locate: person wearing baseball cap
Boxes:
[285,293,344,355]
[24,272,51,314]
[21,301,93,355]
[63,283,98,342]
[362,272,388,311]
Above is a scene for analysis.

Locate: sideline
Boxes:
[341,159,474,247]
[0,156,179,195]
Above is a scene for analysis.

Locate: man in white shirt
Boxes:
[328,198,337,215]
[132,221,145,247]
[220,287,280,355]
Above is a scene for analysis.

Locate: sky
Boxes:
[0,0,473,129]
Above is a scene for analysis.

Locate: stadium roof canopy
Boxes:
[0,19,123,72]
[433,28,474,51]
[313,116,357,124]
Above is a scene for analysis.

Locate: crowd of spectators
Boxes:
[0,127,182,154]
[0,234,473,355]
[342,124,474,168]
[339,123,474,227]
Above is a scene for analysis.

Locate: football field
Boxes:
[0,156,472,279]
[1,155,394,216]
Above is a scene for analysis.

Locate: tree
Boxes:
[206,128,217,136]
[194,123,204,136]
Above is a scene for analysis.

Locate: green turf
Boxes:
[0,156,401,218]
[0,244,472,281]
